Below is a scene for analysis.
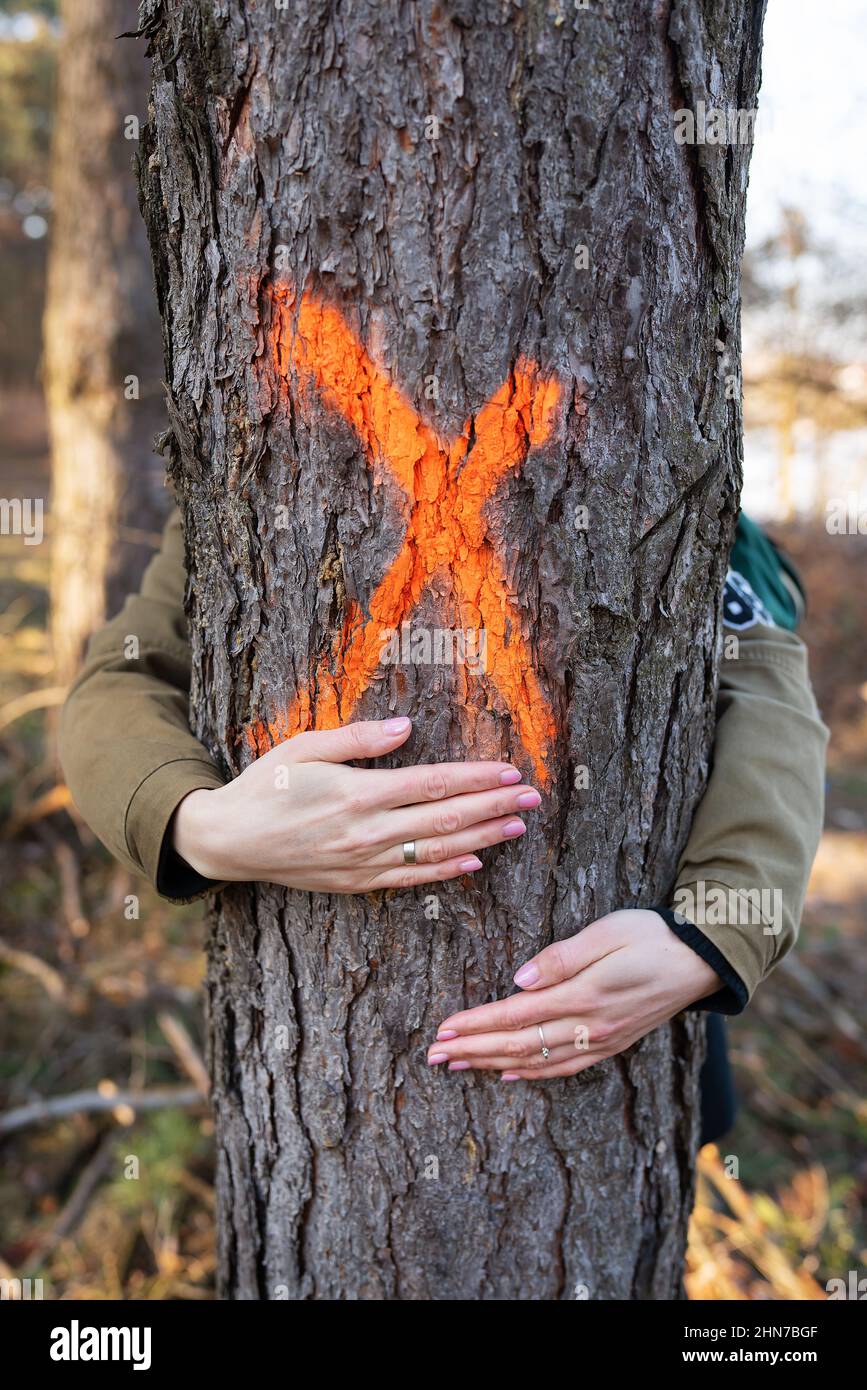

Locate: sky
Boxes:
[746,0,867,254]
[741,0,867,516]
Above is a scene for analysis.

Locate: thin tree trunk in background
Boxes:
[45,0,166,687]
[139,0,765,1299]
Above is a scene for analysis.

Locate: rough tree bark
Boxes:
[139,0,765,1299]
[45,0,167,686]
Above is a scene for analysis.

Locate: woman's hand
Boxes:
[172,716,541,893]
[427,909,721,1079]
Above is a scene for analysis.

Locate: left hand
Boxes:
[427,909,722,1080]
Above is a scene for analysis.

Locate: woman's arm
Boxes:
[667,620,828,1010]
[427,540,829,1078]
[59,507,542,899]
[59,508,226,897]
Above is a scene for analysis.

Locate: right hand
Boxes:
[172,716,541,893]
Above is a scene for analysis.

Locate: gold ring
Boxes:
[538,1025,550,1060]
[402,841,417,865]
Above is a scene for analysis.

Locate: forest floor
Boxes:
[1,388,865,1300]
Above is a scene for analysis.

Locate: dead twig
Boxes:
[157,1012,210,1096]
[23,1130,116,1274]
[0,594,38,636]
[53,836,90,939]
[0,1085,204,1137]
[0,939,67,1002]
[0,686,67,736]
[2,783,72,838]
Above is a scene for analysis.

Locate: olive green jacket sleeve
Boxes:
[59,507,226,898]
[671,622,828,1009]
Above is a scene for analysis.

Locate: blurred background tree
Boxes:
[0,0,56,388]
[43,0,167,687]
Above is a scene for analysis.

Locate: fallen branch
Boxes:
[53,837,90,939]
[0,1085,204,1137]
[23,1130,116,1274]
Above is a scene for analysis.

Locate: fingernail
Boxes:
[502,818,525,837]
[384,716,411,734]
[428,1053,449,1065]
[499,768,522,784]
[458,856,482,871]
[436,1029,459,1041]
[516,790,541,809]
[502,1073,521,1081]
[514,963,540,987]
[448,1061,471,1071]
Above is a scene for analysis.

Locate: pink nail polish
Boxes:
[428,1053,449,1065]
[458,856,482,871]
[384,716,410,734]
[502,818,525,837]
[437,1029,459,1041]
[448,1060,471,1071]
[516,790,541,809]
[499,768,522,785]
[514,963,540,987]
[502,1073,521,1081]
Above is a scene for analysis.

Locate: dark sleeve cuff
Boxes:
[124,757,225,897]
[156,825,224,902]
[652,907,749,1016]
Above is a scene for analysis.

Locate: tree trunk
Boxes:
[45,0,167,687]
[139,0,765,1300]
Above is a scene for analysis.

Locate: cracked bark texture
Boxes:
[46,0,168,686]
[137,0,765,1300]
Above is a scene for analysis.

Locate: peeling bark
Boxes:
[138,0,765,1300]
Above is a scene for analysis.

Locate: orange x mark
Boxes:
[246,284,562,784]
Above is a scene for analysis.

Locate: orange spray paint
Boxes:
[246,284,562,784]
